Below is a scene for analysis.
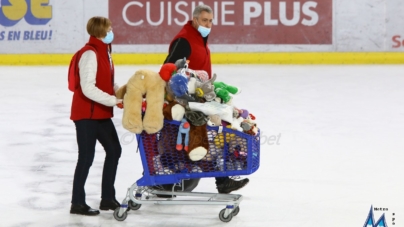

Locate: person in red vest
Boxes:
[70,16,122,216]
[164,5,249,194]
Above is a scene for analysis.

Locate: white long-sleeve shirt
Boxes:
[78,50,119,107]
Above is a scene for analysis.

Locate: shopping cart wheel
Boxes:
[232,206,240,216]
[219,208,233,222]
[128,201,142,210]
[113,208,128,221]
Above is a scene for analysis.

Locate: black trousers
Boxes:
[71,119,122,205]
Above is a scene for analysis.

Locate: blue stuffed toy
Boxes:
[176,118,190,151]
[169,73,188,97]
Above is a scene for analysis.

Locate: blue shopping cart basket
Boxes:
[135,119,260,187]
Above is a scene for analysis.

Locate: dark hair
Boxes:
[86,16,111,38]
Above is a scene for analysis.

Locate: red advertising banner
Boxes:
[109,0,332,44]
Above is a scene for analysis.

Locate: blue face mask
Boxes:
[102,31,114,44]
[198,25,211,37]
[195,20,211,37]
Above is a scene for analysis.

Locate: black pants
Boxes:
[71,119,122,205]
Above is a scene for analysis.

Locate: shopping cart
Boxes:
[113,119,260,222]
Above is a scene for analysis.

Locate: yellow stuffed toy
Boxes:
[116,69,166,134]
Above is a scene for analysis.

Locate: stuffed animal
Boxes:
[116,69,166,134]
[175,58,189,70]
[168,73,197,106]
[188,101,233,123]
[239,109,249,119]
[241,113,258,135]
[163,101,185,121]
[187,123,208,161]
[189,73,217,101]
[176,118,190,151]
[159,63,177,82]
[247,113,257,123]
[169,73,188,97]
[159,64,177,102]
[207,114,222,127]
[213,81,241,103]
[231,117,244,131]
[244,124,258,135]
[240,121,252,131]
[174,58,209,81]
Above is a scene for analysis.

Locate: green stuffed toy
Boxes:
[213,82,241,103]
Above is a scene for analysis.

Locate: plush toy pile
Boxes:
[116,59,259,176]
[158,59,259,170]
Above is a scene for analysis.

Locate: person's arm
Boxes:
[113,83,120,93]
[78,50,118,107]
[164,38,191,63]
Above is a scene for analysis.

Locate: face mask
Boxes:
[102,31,114,44]
[195,20,211,37]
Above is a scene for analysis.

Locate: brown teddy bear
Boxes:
[116,69,166,134]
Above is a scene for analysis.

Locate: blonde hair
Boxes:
[86,16,111,38]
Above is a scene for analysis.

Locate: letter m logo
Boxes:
[363,206,388,227]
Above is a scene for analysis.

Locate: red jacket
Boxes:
[171,21,212,77]
[70,36,115,121]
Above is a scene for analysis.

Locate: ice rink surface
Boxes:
[1,64,403,227]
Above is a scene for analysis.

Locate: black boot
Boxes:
[70,204,100,216]
[99,199,120,211]
[216,178,249,194]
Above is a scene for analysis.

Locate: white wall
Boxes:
[0,0,404,54]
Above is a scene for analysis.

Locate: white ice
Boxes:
[0,65,403,227]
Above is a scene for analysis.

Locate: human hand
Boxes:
[116,99,123,109]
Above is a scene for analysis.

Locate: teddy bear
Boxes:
[186,122,209,161]
[207,114,222,127]
[213,81,242,103]
[115,69,166,134]
[163,100,185,121]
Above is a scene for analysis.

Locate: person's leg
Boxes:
[215,177,227,185]
[71,120,99,215]
[215,176,249,194]
[97,119,122,210]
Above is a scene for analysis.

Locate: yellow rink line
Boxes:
[1,52,404,65]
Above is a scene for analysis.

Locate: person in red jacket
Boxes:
[164,5,249,194]
[70,16,122,216]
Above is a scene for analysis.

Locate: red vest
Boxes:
[70,36,115,121]
[171,21,212,78]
